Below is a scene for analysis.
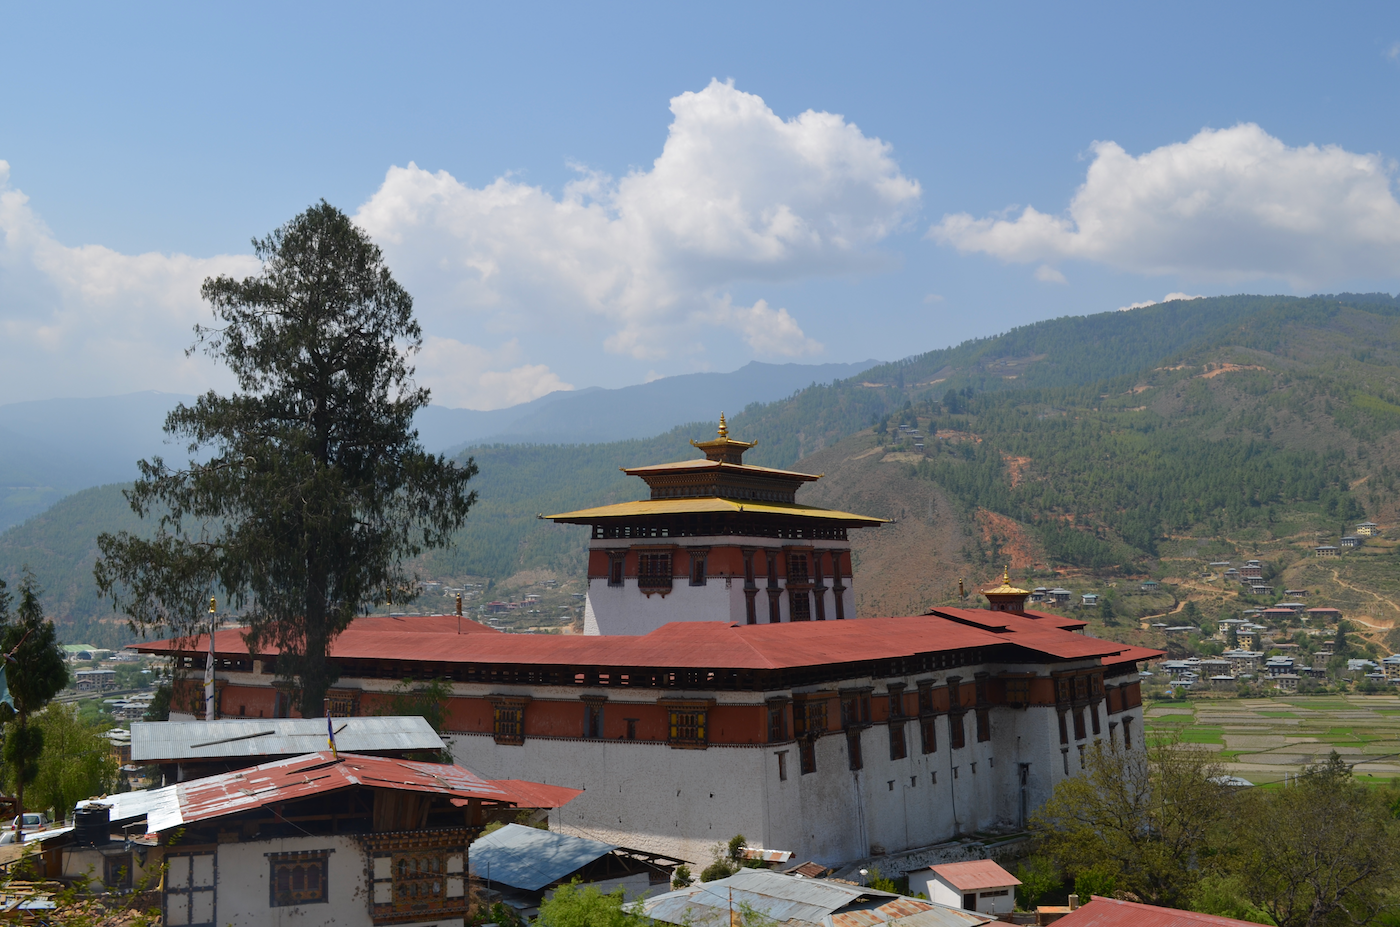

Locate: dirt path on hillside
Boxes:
[1329,569,1400,626]
[1140,597,1185,629]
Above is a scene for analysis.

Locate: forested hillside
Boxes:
[7,292,1400,644]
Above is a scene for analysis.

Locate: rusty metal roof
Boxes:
[94,752,580,835]
[1054,897,1265,927]
[135,610,1160,674]
[927,860,1020,891]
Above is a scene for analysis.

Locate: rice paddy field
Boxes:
[1144,694,1400,785]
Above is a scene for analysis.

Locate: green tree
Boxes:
[535,881,648,927]
[95,203,478,716]
[0,569,68,839]
[1032,739,1229,908]
[31,703,119,822]
[378,677,451,734]
[1229,753,1399,927]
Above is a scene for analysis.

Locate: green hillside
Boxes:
[7,292,1400,645]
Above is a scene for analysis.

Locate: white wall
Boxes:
[442,659,1143,868]
[207,834,462,927]
[584,536,857,636]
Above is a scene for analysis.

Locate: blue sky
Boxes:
[4,2,1400,408]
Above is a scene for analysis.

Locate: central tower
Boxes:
[548,415,886,635]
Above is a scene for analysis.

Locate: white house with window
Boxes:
[67,752,578,927]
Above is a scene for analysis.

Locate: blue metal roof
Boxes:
[469,824,618,891]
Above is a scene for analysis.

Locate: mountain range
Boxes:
[7,292,1400,651]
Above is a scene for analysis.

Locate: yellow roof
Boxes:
[546,497,887,525]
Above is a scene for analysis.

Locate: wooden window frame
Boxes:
[688,548,709,587]
[268,849,332,908]
[164,850,216,927]
[490,697,529,746]
[766,699,790,743]
[582,698,605,739]
[920,716,938,754]
[846,730,863,770]
[663,700,712,749]
[949,713,966,750]
[637,551,673,595]
[789,589,811,622]
[364,829,468,925]
[975,708,991,743]
[888,720,907,760]
[799,738,817,775]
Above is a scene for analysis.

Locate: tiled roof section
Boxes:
[135,751,581,834]
[928,860,1020,891]
[134,611,1161,674]
[1055,897,1266,927]
[545,496,886,525]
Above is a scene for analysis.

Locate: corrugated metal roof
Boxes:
[84,752,579,835]
[927,860,1020,891]
[469,823,617,891]
[131,716,444,763]
[136,610,1160,673]
[1055,897,1264,927]
[638,869,990,927]
[546,497,886,526]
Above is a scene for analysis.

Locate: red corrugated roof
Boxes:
[1055,897,1264,927]
[928,859,1020,891]
[135,611,1159,672]
[157,751,580,833]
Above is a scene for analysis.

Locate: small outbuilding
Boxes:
[924,859,1021,916]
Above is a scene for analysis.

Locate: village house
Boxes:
[923,859,1020,916]
[1356,521,1380,537]
[55,752,578,927]
[1241,560,1264,580]
[1314,544,1339,558]
[1340,535,1363,549]
[74,669,117,692]
[1223,650,1264,673]
[1080,593,1098,607]
[1055,896,1273,926]
[1306,607,1342,621]
[467,824,679,921]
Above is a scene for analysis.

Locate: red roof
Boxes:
[928,859,1020,890]
[142,751,580,834]
[1055,897,1264,927]
[135,610,1161,673]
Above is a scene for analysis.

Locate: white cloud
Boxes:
[414,336,573,410]
[1118,292,1204,312]
[0,160,261,401]
[354,79,920,360]
[1034,264,1067,284]
[708,297,822,356]
[1388,41,1400,61]
[922,293,944,304]
[929,124,1400,287]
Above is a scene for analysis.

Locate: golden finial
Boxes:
[1004,566,1010,584]
[718,413,728,438]
[209,596,216,613]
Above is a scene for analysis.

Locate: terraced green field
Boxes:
[1143,694,1400,785]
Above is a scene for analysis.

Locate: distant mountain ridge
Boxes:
[11,292,1400,650]
[0,359,880,531]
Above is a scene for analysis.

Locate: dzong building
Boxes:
[140,419,1158,867]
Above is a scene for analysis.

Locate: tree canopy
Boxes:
[95,202,478,715]
[0,569,68,832]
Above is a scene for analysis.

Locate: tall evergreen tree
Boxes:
[0,569,67,840]
[96,202,478,716]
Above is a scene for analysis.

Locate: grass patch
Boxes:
[1178,726,1225,745]
[1147,715,1196,726]
[1256,711,1299,718]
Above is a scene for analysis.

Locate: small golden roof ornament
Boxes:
[691,413,757,464]
[982,566,1030,596]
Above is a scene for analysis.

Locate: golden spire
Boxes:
[691,413,756,464]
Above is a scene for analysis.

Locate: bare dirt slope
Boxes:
[796,431,986,618]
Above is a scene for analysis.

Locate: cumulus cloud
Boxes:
[415,336,573,410]
[354,79,920,359]
[929,124,1400,287]
[0,160,261,400]
[1118,292,1204,312]
[1034,264,1067,284]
